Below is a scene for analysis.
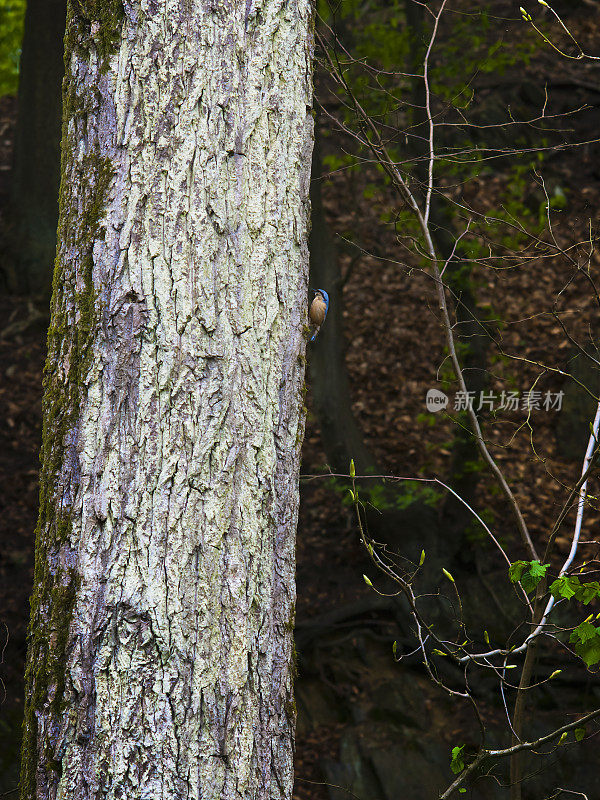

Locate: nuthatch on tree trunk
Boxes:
[309,289,329,341]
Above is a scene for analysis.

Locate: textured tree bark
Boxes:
[8,0,66,297]
[20,1,313,798]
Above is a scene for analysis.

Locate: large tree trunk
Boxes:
[8,0,66,297]
[20,1,313,798]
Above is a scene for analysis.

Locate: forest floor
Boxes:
[1,4,600,796]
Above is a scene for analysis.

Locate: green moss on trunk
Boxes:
[64,0,124,70]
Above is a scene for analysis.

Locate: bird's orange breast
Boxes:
[310,296,327,326]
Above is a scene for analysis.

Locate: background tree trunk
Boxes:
[8,0,66,297]
[308,127,376,476]
[20,1,313,798]
[308,123,442,577]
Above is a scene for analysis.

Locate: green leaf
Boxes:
[419,549,426,566]
[363,574,373,588]
[349,459,355,479]
[509,561,527,583]
[558,732,568,746]
[570,622,600,667]
[575,727,586,742]
[571,621,597,644]
[450,744,465,775]
[577,581,600,605]
[550,575,581,601]
[509,560,549,593]
[528,561,549,582]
